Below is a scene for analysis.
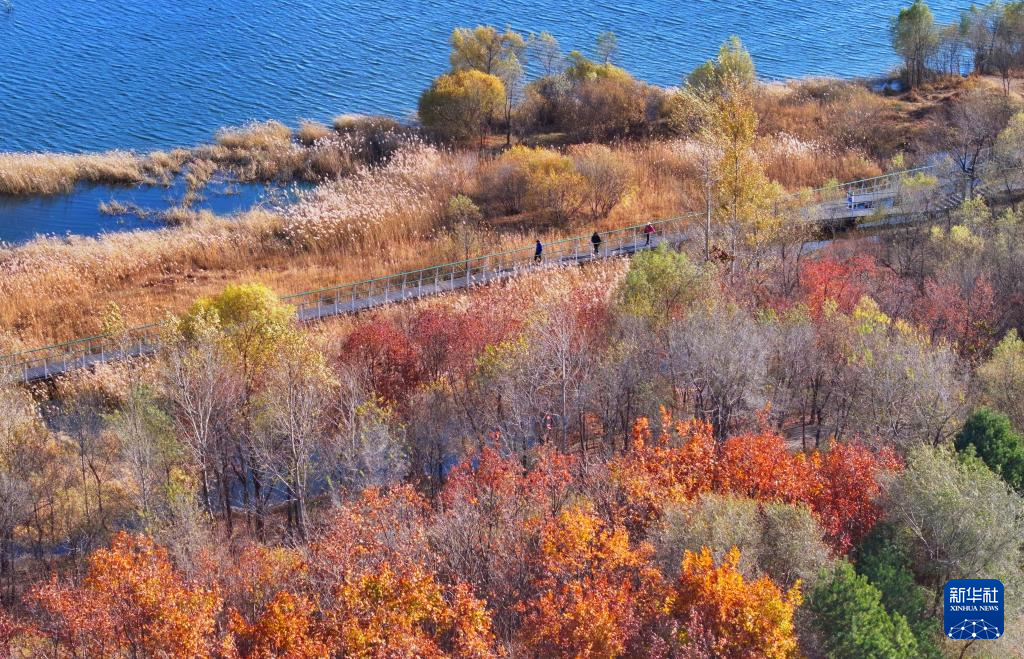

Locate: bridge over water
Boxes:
[0,164,968,383]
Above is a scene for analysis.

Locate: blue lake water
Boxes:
[0,0,971,244]
[0,180,284,244]
[0,0,970,154]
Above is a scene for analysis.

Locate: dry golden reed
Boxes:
[0,151,165,196]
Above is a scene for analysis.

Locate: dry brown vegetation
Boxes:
[296,119,334,146]
[0,77,961,202]
[0,139,702,347]
[0,78,973,351]
[755,78,930,168]
[0,118,409,201]
[0,149,189,196]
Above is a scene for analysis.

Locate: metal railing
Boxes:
[1,162,976,384]
[808,165,938,198]
[802,165,953,224]
[282,216,694,321]
[0,322,165,384]
[1,216,695,383]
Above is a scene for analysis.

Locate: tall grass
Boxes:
[214,120,293,151]
[758,133,880,189]
[2,134,861,346]
[0,117,420,202]
[0,109,902,349]
[0,143,573,346]
[281,141,467,249]
[296,120,333,146]
[0,209,285,344]
[0,212,591,347]
[333,114,401,134]
[754,78,915,162]
[0,151,179,196]
[193,118,414,184]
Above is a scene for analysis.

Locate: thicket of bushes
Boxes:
[5,193,1024,653]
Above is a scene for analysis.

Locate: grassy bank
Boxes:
[0,116,406,198]
[0,149,189,196]
[0,140,674,347]
[0,75,969,349]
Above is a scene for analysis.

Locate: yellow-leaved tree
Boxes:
[710,85,783,271]
[671,547,802,658]
[418,69,506,147]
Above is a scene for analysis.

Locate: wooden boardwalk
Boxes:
[4,222,689,383]
[0,164,966,384]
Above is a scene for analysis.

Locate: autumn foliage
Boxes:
[0,608,19,657]
[522,505,665,657]
[28,533,220,658]
[224,487,497,657]
[671,547,801,658]
[1,243,991,657]
[611,413,901,553]
[798,252,882,316]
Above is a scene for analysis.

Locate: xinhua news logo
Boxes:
[944,579,1004,640]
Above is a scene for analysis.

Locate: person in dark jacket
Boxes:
[591,231,602,256]
[534,239,543,262]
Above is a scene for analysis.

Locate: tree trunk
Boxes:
[705,175,712,262]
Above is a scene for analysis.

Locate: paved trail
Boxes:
[0,165,979,383]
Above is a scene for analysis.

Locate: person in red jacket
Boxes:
[643,222,655,246]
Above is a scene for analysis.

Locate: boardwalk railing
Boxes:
[809,165,938,199]
[0,323,166,383]
[1,162,979,384]
[283,216,694,321]
[803,165,947,224]
[1,216,695,383]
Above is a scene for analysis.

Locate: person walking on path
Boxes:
[534,239,543,263]
[643,222,655,246]
[591,231,602,256]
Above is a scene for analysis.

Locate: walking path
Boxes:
[0,164,979,383]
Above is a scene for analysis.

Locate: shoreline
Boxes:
[0,72,905,159]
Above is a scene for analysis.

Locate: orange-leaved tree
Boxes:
[521,504,666,657]
[803,441,901,554]
[799,252,881,316]
[223,544,326,658]
[670,547,801,658]
[228,590,327,659]
[28,532,220,658]
[609,416,715,531]
[309,485,497,657]
[717,429,808,502]
[611,413,901,553]
[433,445,576,641]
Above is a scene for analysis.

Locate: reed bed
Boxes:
[754,78,920,162]
[296,120,334,146]
[758,133,881,190]
[0,130,884,349]
[0,118,417,202]
[0,213,586,347]
[214,120,294,151]
[191,119,415,184]
[0,150,187,196]
[0,142,597,346]
[333,114,401,133]
[282,142,469,248]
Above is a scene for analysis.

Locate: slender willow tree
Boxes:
[891,0,939,87]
